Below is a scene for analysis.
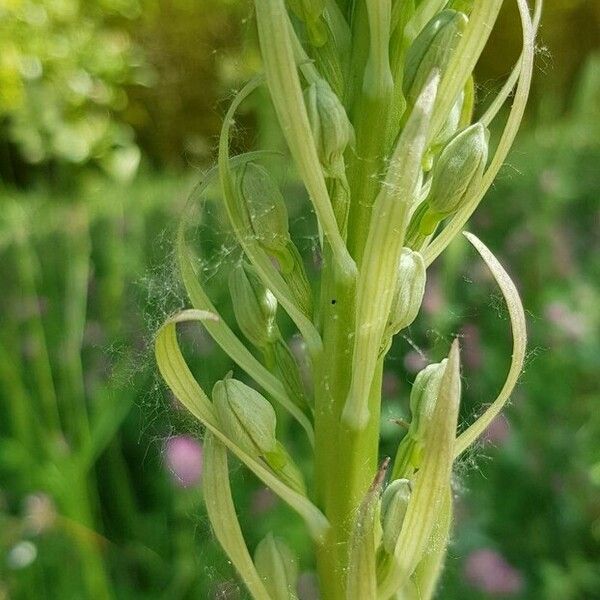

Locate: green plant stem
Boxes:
[314,258,382,599]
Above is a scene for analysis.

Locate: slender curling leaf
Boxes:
[424,0,538,266]
[177,226,315,445]
[429,0,504,142]
[155,311,329,542]
[217,77,324,357]
[253,0,356,277]
[378,341,461,599]
[481,0,542,127]
[454,232,527,457]
[203,432,272,600]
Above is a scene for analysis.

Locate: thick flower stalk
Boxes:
[155,0,541,598]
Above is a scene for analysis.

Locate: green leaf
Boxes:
[346,459,389,600]
[423,0,538,267]
[253,0,356,278]
[177,218,315,445]
[203,432,272,600]
[378,341,461,599]
[453,232,527,458]
[154,310,329,542]
[217,77,324,357]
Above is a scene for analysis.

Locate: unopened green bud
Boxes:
[229,262,278,349]
[387,248,426,336]
[213,378,278,457]
[287,0,327,47]
[380,478,412,554]
[254,533,299,600]
[403,10,468,105]
[421,123,489,233]
[431,90,464,155]
[305,79,354,181]
[409,360,447,440]
[235,162,294,271]
[271,339,309,411]
[281,242,314,318]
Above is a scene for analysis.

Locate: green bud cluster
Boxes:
[386,248,426,337]
[235,162,293,269]
[234,161,313,317]
[403,10,468,106]
[156,0,537,596]
[408,360,448,441]
[213,377,278,458]
[229,261,279,349]
[305,79,354,182]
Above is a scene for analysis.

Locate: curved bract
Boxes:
[154,1,541,598]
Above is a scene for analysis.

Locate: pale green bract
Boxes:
[154,0,540,598]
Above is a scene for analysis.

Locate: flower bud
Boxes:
[403,10,468,106]
[380,478,411,554]
[421,123,489,233]
[254,533,299,600]
[271,339,309,411]
[234,162,294,271]
[387,248,426,336]
[280,242,314,318]
[428,90,464,160]
[287,0,327,47]
[213,378,278,457]
[304,79,354,181]
[228,261,278,349]
[409,360,447,440]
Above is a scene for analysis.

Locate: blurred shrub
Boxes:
[127,0,254,168]
[0,0,151,182]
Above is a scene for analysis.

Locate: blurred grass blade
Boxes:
[378,341,461,599]
[454,232,527,458]
[155,311,329,541]
[203,432,273,600]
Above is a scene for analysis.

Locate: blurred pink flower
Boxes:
[382,371,400,399]
[164,435,204,488]
[422,274,444,315]
[464,548,524,596]
[482,414,511,445]
[544,301,586,341]
[250,487,278,516]
[460,323,483,371]
[403,351,429,374]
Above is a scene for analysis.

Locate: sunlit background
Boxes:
[0,1,599,598]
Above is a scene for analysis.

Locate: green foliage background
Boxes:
[0,1,598,598]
